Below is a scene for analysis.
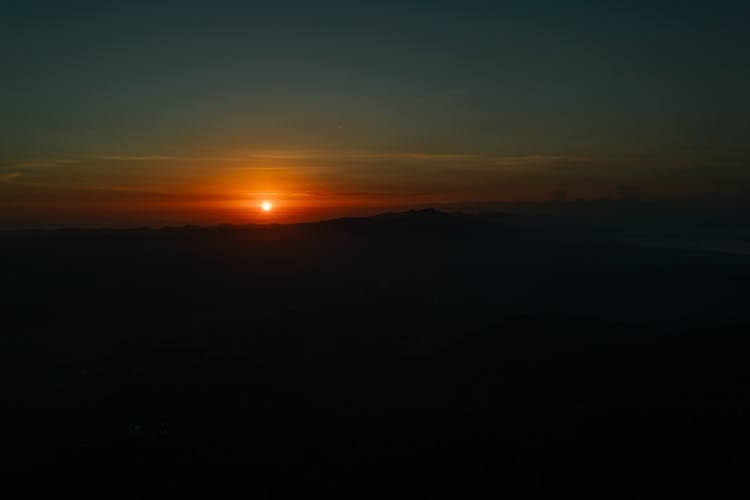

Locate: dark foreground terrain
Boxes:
[2,209,749,497]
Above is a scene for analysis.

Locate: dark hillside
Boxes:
[2,211,749,497]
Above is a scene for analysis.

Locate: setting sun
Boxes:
[261,201,273,212]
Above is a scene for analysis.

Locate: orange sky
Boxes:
[1,149,748,228]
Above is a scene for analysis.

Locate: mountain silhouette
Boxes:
[1,208,749,497]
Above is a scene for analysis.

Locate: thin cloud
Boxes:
[75,150,591,167]
[1,159,80,170]
[93,155,196,162]
[2,152,594,182]
[92,154,258,162]
[1,172,22,183]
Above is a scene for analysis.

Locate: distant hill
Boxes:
[1,207,750,498]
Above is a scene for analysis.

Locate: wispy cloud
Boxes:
[29,150,591,168]
[217,150,587,168]
[3,151,593,173]
[91,155,250,162]
[490,155,590,166]
[1,151,593,187]
[1,159,80,170]
[0,172,22,183]
[93,155,195,162]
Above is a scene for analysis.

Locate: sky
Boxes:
[1,1,748,227]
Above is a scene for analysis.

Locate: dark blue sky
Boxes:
[1,1,749,225]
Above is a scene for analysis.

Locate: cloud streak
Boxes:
[0,151,595,195]
[84,151,589,167]
[1,172,22,183]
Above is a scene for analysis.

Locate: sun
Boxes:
[261,201,273,212]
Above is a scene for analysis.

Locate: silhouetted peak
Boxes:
[371,208,456,220]
[407,208,449,217]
